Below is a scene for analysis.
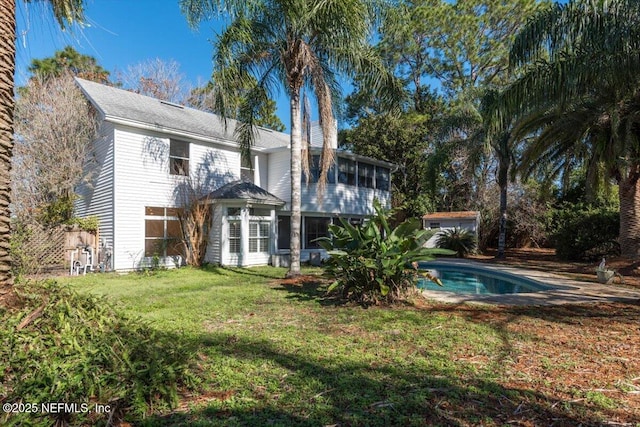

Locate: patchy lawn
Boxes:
[47,264,640,426]
[477,247,640,290]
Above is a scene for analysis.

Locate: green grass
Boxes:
[48,266,622,426]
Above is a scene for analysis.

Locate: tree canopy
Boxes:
[28,45,110,83]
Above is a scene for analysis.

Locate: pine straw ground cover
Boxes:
[46,264,640,426]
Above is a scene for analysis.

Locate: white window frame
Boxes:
[249,221,270,253]
[169,139,190,176]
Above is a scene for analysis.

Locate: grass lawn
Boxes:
[58,265,639,426]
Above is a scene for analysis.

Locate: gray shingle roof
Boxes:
[206,180,285,205]
[75,78,290,150]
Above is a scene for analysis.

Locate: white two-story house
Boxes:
[74,78,393,270]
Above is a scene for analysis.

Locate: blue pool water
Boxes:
[416,262,556,295]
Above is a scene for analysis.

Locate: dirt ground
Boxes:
[475,247,640,290]
[428,248,640,425]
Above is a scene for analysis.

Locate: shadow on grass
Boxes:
[139,332,628,427]
[274,279,350,307]
[427,298,640,327]
[200,265,285,280]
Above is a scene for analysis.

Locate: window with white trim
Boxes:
[249,221,270,253]
[358,162,375,188]
[144,207,183,257]
[303,155,337,184]
[240,155,253,183]
[375,166,390,191]
[228,221,241,254]
[169,139,189,175]
[338,157,356,185]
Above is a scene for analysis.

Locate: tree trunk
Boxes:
[618,174,640,258]
[497,183,507,259]
[287,90,302,277]
[496,141,509,259]
[0,0,15,292]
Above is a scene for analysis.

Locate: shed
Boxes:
[422,211,480,248]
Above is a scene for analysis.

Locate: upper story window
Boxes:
[376,167,390,191]
[303,155,336,184]
[303,155,320,183]
[240,155,253,183]
[338,157,356,186]
[358,162,375,189]
[326,159,336,184]
[169,139,189,176]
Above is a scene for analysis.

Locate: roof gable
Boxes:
[75,78,290,150]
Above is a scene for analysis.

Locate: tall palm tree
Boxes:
[0,0,85,292]
[181,0,396,276]
[495,0,640,258]
[481,90,517,259]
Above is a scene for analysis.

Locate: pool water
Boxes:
[416,262,555,295]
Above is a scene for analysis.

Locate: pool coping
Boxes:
[419,259,640,306]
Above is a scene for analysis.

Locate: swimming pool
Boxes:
[416,261,557,295]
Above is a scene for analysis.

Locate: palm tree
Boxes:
[0,0,85,292]
[495,0,640,258]
[180,0,396,276]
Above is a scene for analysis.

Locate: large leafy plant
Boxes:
[317,200,451,304]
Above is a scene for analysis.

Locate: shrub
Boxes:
[317,200,451,304]
[548,203,619,261]
[0,281,198,426]
[435,227,477,258]
[67,215,100,233]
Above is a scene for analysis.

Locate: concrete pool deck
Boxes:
[420,259,640,306]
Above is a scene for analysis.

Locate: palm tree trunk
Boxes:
[287,90,302,277]
[0,0,15,291]
[619,174,640,258]
[497,183,507,259]
[495,138,510,259]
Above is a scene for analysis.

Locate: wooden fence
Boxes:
[15,224,97,274]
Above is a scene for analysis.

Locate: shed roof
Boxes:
[75,78,290,150]
[206,180,285,206]
[422,211,480,220]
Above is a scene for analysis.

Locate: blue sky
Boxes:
[15,0,294,130]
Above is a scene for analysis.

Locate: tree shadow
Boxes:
[137,332,629,426]
[427,298,640,327]
[274,279,349,306]
[218,266,286,280]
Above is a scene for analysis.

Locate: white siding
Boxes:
[204,204,224,264]
[111,125,240,270]
[255,153,268,187]
[267,150,291,206]
[267,150,391,217]
[74,122,115,261]
[309,120,338,149]
[300,184,390,216]
[190,143,241,190]
[424,218,479,248]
